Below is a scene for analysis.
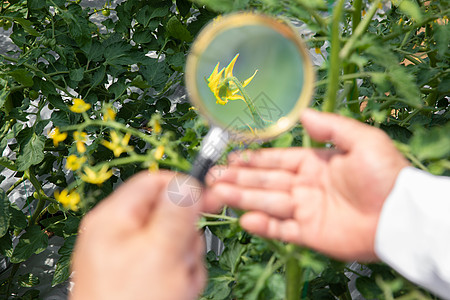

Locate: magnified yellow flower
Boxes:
[54,189,80,211]
[154,145,164,160]
[70,98,91,113]
[74,131,88,153]
[65,155,86,171]
[81,165,113,185]
[103,107,116,121]
[207,53,257,105]
[49,127,67,147]
[101,131,133,157]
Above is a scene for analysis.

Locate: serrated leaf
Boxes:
[15,130,45,171]
[167,16,193,42]
[0,189,10,238]
[176,0,192,16]
[136,6,169,27]
[392,0,423,22]
[13,17,39,36]
[355,276,383,298]
[388,67,422,108]
[18,273,40,288]
[11,225,48,263]
[410,124,450,160]
[52,236,76,286]
[0,85,10,111]
[69,67,84,82]
[0,233,13,257]
[140,59,170,91]
[8,69,34,87]
[10,204,28,231]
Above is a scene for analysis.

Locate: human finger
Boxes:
[240,212,302,244]
[225,148,311,172]
[208,166,294,191]
[81,171,174,234]
[150,173,203,256]
[300,109,385,151]
[208,183,296,219]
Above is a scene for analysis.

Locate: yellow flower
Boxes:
[101,131,133,157]
[74,131,88,153]
[54,189,80,211]
[103,107,116,121]
[207,53,258,105]
[153,119,161,134]
[362,9,366,17]
[148,161,159,172]
[154,145,164,160]
[70,98,91,113]
[49,127,67,147]
[315,47,321,54]
[81,165,113,185]
[65,155,86,171]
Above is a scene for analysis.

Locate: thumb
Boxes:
[300,109,377,151]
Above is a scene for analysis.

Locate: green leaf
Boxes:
[355,276,383,298]
[0,233,13,257]
[434,24,450,57]
[410,124,450,160]
[13,18,39,36]
[8,69,34,87]
[392,0,423,22]
[140,59,170,91]
[0,189,10,238]
[11,225,49,263]
[388,67,422,108]
[18,273,40,288]
[166,16,193,42]
[272,132,293,148]
[136,6,169,27]
[91,65,106,89]
[10,204,28,231]
[52,236,76,286]
[133,30,153,44]
[0,86,10,111]
[202,266,233,300]
[219,239,247,274]
[0,157,17,171]
[15,129,46,171]
[69,67,84,82]
[176,0,192,16]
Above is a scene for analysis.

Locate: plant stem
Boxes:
[345,0,362,114]
[285,244,301,300]
[25,168,47,225]
[6,176,26,196]
[323,0,346,113]
[228,77,266,128]
[340,0,382,60]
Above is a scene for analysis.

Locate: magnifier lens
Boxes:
[187,14,313,141]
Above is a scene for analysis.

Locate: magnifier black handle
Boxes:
[189,126,229,185]
[190,155,215,185]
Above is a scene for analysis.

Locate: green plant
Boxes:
[0,0,448,299]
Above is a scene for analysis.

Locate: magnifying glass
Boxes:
[185,13,315,184]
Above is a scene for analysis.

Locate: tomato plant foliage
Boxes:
[0,0,448,298]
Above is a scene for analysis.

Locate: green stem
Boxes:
[345,0,362,114]
[6,176,26,195]
[201,213,237,221]
[323,0,346,113]
[228,77,266,128]
[25,168,47,225]
[285,244,301,300]
[340,0,382,60]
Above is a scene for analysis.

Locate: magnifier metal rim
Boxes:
[185,12,315,141]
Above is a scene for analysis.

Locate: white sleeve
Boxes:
[375,167,450,298]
